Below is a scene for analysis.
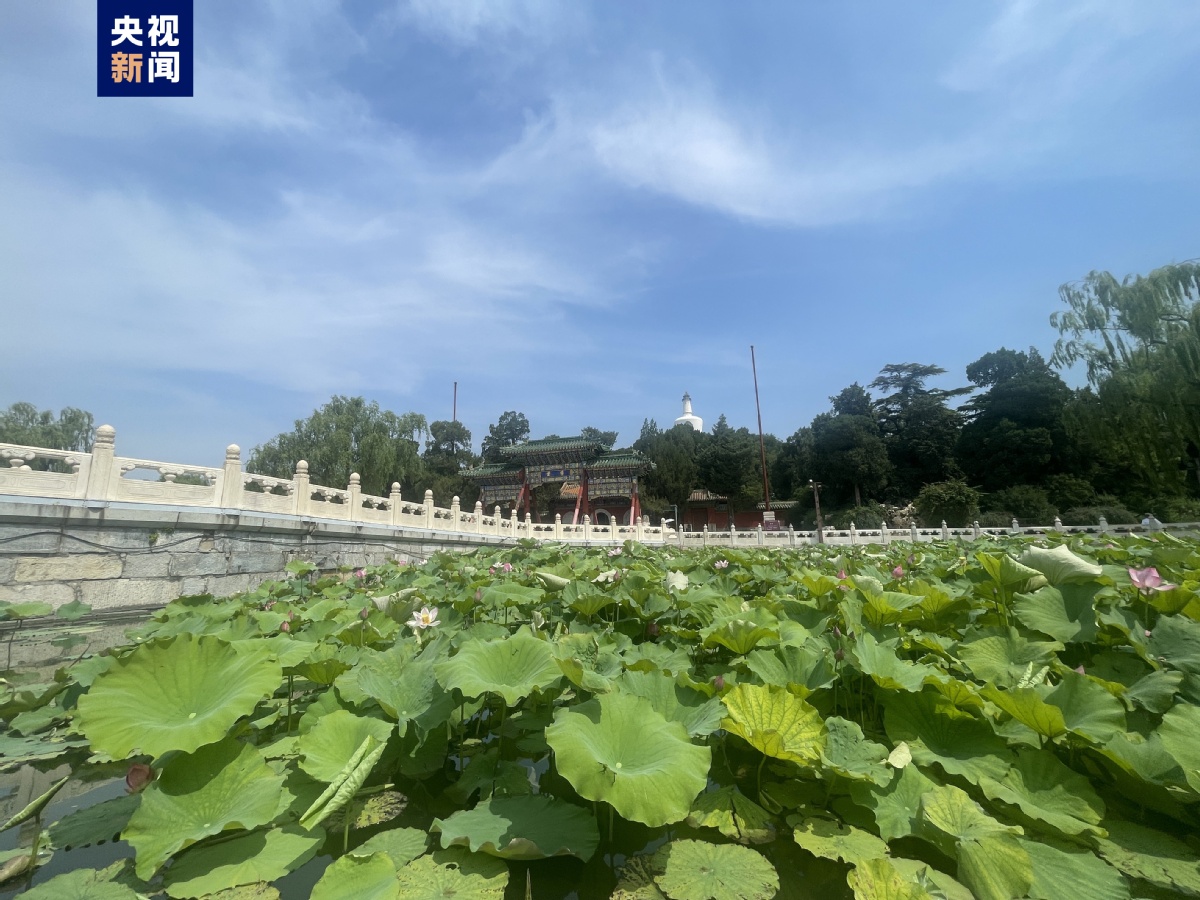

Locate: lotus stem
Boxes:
[757,756,766,802]
[608,803,614,843]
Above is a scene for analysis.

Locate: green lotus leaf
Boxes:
[790,815,889,866]
[958,627,1063,688]
[887,860,972,900]
[618,670,725,737]
[298,709,394,782]
[744,644,836,693]
[545,691,711,827]
[54,599,92,621]
[435,629,561,706]
[703,616,778,655]
[862,591,924,628]
[2,600,53,619]
[612,854,668,900]
[433,794,599,860]
[1094,818,1200,895]
[653,840,778,900]
[956,835,1033,900]
[395,850,508,900]
[124,737,285,880]
[853,634,944,692]
[721,683,826,764]
[553,632,624,692]
[821,717,891,785]
[299,735,387,830]
[980,685,1068,740]
[0,731,89,771]
[337,649,444,730]
[77,634,282,759]
[1043,671,1126,743]
[445,747,531,803]
[564,580,615,617]
[882,692,1011,785]
[1099,730,1184,785]
[534,570,571,591]
[1014,583,1101,644]
[1148,615,1200,676]
[20,867,140,900]
[850,764,938,842]
[1018,544,1102,585]
[311,852,398,900]
[978,749,1105,837]
[847,859,936,900]
[350,827,428,867]
[977,552,1044,587]
[687,786,776,844]
[162,825,325,899]
[1124,669,1183,714]
[232,633,314,670]
[1018,837,1130,900]
[919,784,1021,854]
[1158,703,1200,792]
[49,793,139,850]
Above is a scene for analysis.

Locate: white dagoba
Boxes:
[675,392,703,431]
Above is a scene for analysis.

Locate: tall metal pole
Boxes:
[810,479,824,544]
[452,382,457,424]
[750,346,772,511]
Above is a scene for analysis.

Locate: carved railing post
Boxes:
[850,522,857,545]
[390,483,403,526]
[494,506,502,536]
[1053,516,1062,530]
[702,524,708,548]
[473,500,483,533]
[973,520,981,539]
[881,521,889,546]
[941,520,949,541]
[1011,518,1020,534]
[788,524,795,548]
[348,473,362,517]
[582,514,591,543]
[757,524,764,546]
[424,490,435,529]
[555,513,562,541]
[293,461,311,516]
[451,496,461,532]
[910,523,918,543]
[219,444,242,508]
[1098,515,1109,533]
[635,515,643,542]
[85,424,117,501]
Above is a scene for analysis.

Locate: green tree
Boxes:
[914,479,980,528]
[697,415,760,524]
[580,426,618,448]
[247,396,426,498]
[481,411,531,462]
[0,402,95,452]
[870,364,966,499]
[634,419,702,514]
[810,412,890,508]
[422,420,479,506]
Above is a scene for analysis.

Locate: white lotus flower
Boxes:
[406,606,440,630]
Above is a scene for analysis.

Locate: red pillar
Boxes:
[631,479,641,523]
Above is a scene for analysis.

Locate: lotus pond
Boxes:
[5,534,1200,899]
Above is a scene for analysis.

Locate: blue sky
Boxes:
[3,1,1199,472]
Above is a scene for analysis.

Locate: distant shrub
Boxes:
[1144,497,1200,523]
[1061,504,1138,526]
[915,480,980,528]
[1045,475,1096,511]
[977,511,1015,528]
[983,485,1057,525]
[827,502,890,530]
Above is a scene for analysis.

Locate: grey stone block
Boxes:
[15,555,123,582]
[0,582,76,607]
[80,578,183,610]
[120,553,172,578]
[205,574,255,597]
[168,553,230,577]
[227,552,284,575]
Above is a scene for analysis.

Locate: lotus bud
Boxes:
[833,625,842,639]
[892,566,904,578]
[280,621,291,633]
[126,763,154,794]
[359,607,370,620]
[1074,665,1086,674]
[713,675,725,691]
[474,589,483,603]
[1145,629,1153,637]
[489,566,496,575]
[835,647,845,662]
[647,621,660,638]
[838,569,848,579]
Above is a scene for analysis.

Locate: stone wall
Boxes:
[0,497,512,611]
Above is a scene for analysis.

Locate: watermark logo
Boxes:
[98,0,193,97]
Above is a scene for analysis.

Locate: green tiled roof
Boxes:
[587,452,652,471]
[463,462,523,479]
[499,436,610,456]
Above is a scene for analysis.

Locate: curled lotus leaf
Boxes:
[653,840,779,900]
[435,629,562,706]
[76,634,282,759]
[978,750,1105,837]
[618,670,725,737]
[298,710,394,783]
[545,691,711,827]
[433,794,600,860]
[1017,545,1102,585]
[721,683,826,764]
[687,786,776,844]
[123,738,285,880]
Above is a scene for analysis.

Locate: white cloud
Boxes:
[394,0,582,47]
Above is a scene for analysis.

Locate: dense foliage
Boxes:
[7,535,1200,898]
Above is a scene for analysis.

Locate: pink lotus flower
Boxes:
[1074,665,1086,674]
[646,621,660,638]
[126,763,154,794]
[489,566,496,575]
[608,547,622,557]
[279,621,291,633]
[502,562,513,573]
[838,569,847,579]
[1129,567,1176,593]
[892,566,904,579]
[354,568,365,579]
[714,559,729,569]
[713,675,725,691]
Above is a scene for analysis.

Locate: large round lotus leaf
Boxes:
[395,850,509,900]
[162,825,325,899]
[919,784,1020,855]
[1013,584,1101,644]
[433,794,599,860]
[123,738,285,880]
[687,786,775,844]
[978,749,1105,837]
[21,868,140,900]
[311,852,399,900]
[298,710,394,782]
[849,764,937,843]
[956,835,1033,900]
[1158,703,1200,792]
[76,634,282,759]
[1017,545,1102,585]
[350,827,428,867]
[435,630,561,706]
[546,691,711,827]
[619,670,724,737]
[1018,837,1130,900]
[847,859,936,900]
[337,646,440,727]
[1095,818,1200,895]
[958,627,1063,688]
[821,717,891,786]
[790,816,889,866]
[853,634,943,693]
[883,691,1011,785]
[653,840,779,900]
[722,683,826,764]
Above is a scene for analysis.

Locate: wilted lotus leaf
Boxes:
[790,815,889,866]
[618,670,724,737]
[436,629,561,706]
[395,850,508,900]
[310,852,398,900]
[19,868,140,900]
[433,794,599,860]
[298,710,394,782]
[124,738,285,879]
[653,840,779,900]
[686,786,775,844]
[162,825,325,899]
[612,854,668,900]
[546,691,710,827]
[76,634,282,759]
[1018,545,1102,585]
[847,858,937,900]
[721,683,826,764]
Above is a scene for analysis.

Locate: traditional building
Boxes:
[464,436,653,526]
[674,392,703,431]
